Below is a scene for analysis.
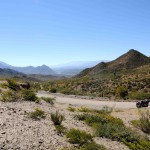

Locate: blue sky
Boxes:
[0,0,150,66]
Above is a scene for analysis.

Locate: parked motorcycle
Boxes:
[136,99,150,108]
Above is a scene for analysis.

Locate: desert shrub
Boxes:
[78,106,91,112]
[82,142,106,150]
[124,139,150,150]
[51,111,64,125]
[76,111,150,150]
[139,110,150,134]
[76,113,123,127]
[129,92,150,100]
[22,89,38,101]
[92,106,113,115]
[94,122,138,143]
[50,88,57,93]
[75,113,87,121]
[115,86,128,99]
[1,90,22,102]
[55,125,66,136]
[131,120,141,128]
[0,82,8,89]
[138,110,150,134]
[85,114,108,126]
[6,79,20,91]
[28,108,45,120]
[60,148,81,150]
[66,128,92,146]
[131,110,150,134]
[61,89,72,95]
[67,106,76,112]
[41,97,55,105]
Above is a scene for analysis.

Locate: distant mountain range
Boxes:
[0,60,106,76]
[77,49,150,77]
[0,62,56,75]
[0,49,149,78]
[0,68,24,77]
[51,60,106,76]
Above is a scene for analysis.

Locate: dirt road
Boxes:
[37,91,146,109]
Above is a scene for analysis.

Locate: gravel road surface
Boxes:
[37,91,142,109]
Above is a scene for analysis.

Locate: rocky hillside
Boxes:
[77,49,150,77]
[0,68,24,78]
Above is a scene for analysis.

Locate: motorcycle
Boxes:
[136,99,150,108]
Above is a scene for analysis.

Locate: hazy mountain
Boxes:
[13,65,56,75]
[0,68,24,78]
[0,62,56,75]
[77,49,150,77]
[51,60,106,76]
[0,61,12,68]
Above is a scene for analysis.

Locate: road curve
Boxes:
[37,91,145,109]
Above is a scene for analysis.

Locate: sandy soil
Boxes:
[37,91,141,109]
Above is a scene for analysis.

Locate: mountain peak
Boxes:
[77,49,150,77]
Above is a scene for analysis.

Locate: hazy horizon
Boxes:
[1,0,150,66]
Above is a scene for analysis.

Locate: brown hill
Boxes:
[77,49,150,77]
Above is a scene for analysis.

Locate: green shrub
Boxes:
[131,120,141,128]
[131,110,150,134]
[75,113,87,121]
[67,106,76,112]
[115,86,128,99]
[6,79,20,91]
[76,113,123,127]
[51,111,64,125]
[91,106,113,115]
[66,128,92,146]
[82,142,106,150]
[22,89,38,101]
[85,114,108,126]
[129,92,150,100]
[28,108,45,120]
[50,88,57,93]
[138,110,150,134]
[1,90,22,102]
[76,111,150,150]
[41,97,55,105]
[78,106,91,112]
[55,125,66,136]
[94,122,138,143]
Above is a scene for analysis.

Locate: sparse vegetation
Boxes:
[66,128,93,146]
[6,79,20,91]
[51,111,65,126]
[50,88,57,93]
[115,86,128,99]
[51,111,65,136]
[1,90,22,102]
[22,89,38,101]
[55,125,66,136]
[131,110,150,134]
[66,128,106,150]
[76,108,150,150]
[67,106,76,112]
[42,64,150,100]
[41,97,55,105]
[28,108,46,120]
[78,106,90,112]
[81,141,106,150]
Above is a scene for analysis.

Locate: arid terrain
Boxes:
[0,91,149,150]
